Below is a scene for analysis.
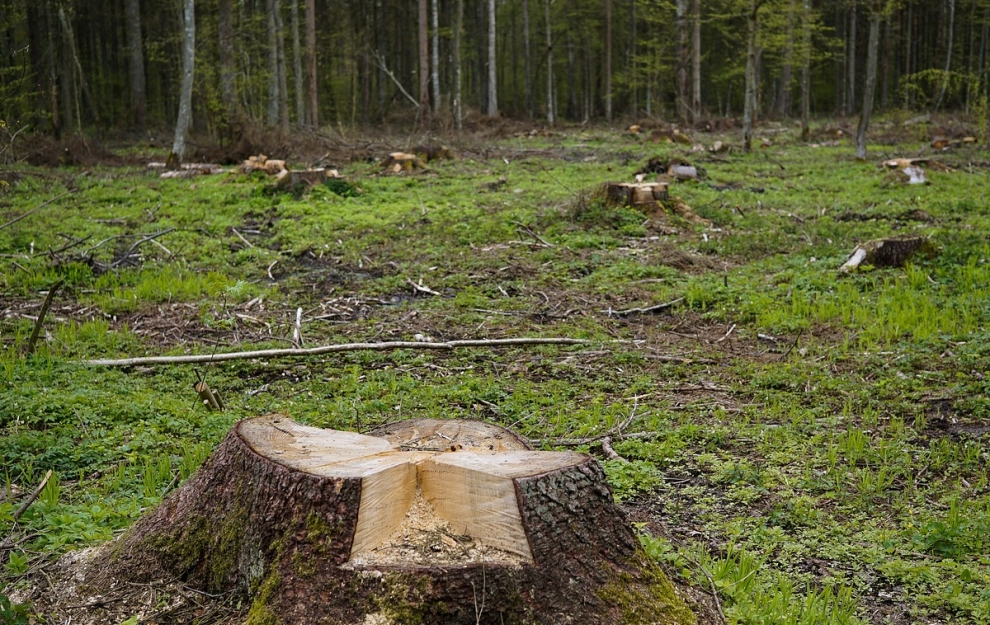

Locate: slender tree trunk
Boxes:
[743,0,760,151]
[847,1,857,116]
[171,0,195,162]
[218,0,239,125]
[305,0,317,127]
[523,0,532,115]
[880,17,890,110]
[431,0,440,114]
[267,0,279,126]
[904,2,912,108]
[57,5,99,129]
[691,0,701,122]
[418,0,430,117]
[629,1,637,116]
[274,1,290,130]
[124,0,146,128]
[545,0,554,124]
[777,0,795,116]
[454,0,463,129]
[487,0,498,116]
[856,12,880,159]
[291,0,304,123]
[935,0,955,110]
[800,0,811,141]
[675,0,689,123]
[604,0,612,122]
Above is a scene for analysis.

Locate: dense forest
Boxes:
[0,0,988,143]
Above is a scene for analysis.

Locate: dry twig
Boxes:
[0,192,72,232]
[604,297,684,317]
[12,470,53,523]
[26,280,65,355]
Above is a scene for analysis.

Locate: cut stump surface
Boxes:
[58,416,696,625]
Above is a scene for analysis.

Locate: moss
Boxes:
[366,572,437,625]
[597,564,697,625]
[245,571,281,625]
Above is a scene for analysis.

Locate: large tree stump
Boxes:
[84,416,695,625]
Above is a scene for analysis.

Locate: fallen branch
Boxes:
[108,228,176,270]
[26,280,65,355]
[532,431,663,447]
[604,297,684,317]
[372,50,421,109]
[0,192,72,232]
[81,337,590,367]
[407,277,441,296]
[12,470,53,523]
[600,436,627,462]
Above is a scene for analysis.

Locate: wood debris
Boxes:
[150,162,224,179]
[840,236,937,272]
[239,154,287,176]
[930,136,976,150]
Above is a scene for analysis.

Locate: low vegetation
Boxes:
[1,120,989,624]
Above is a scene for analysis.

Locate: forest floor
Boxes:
[1,117,989,624]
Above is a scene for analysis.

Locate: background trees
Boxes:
[0,0,986,139]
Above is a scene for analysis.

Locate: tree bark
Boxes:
[856,11,880,159]
[430,0,440,116]
[800,0,812,141]
[218,0,239,125]
[291,0,304,123]
[880,16,890,110]
[275,0,290,130]
[935,0,955,110]
[124,0,146,128]
[267,0,280,126]
[305,0,317,127]
[675,0,689,123]
[777,0,795,117]
[419,0,430,116]
[743,0,761,151]
[545,0,554,124]
[170,0,194,163]
[523,0,532,115]
[454,0,463,129]
[605,0,613,122]
[847,0,857,116]
[487,0,498,116]
[68,417,695,625]
[691,0,701,122]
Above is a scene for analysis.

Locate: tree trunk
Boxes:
[218,0,239,125]
[267,0,280,126]
[431,0,440,115]
[487,0,498,116]
[291,0,304,123]
[62,416,695,625]
[523,0,532,115]
[170,0,194,163]
[454,0,463,129]
[777,0,795,117]
[274,0,290,130]
[935,0,955,110]
[675,0,689,123]
[418,0,430,116]
[880,16,890,110]
[305,0,317,127]
[545,0,554,124]
[800,0,812,141]
[847,1,857,116]
[124,0,146,128]
[605,0,613,122]
[743,0,760,151]
[691,0,701,122]
[856,11,880,159]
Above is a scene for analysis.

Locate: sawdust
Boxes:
[345,493,528,568]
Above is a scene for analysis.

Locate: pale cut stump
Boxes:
[94,416,695,625]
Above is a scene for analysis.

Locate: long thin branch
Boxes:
[372,50,421,109]
[0,192,72,232]
[12,470,53,523]
[82,337,590,367]
[603,297,684,317]
[26,280,65,355]
[108,228,176,269]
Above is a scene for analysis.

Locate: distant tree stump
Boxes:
[840,236,937,272]
[383,152,428,173]
[604,181,670,207]
[89,416,695,625]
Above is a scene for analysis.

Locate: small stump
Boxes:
[75,416,695,625]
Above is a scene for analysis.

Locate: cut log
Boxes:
[277,167,342,189]
[840,236,937,272]
[383,152,428,173]
[49,416,694,625]
[603,181,670,207]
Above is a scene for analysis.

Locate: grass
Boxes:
[1,123,990,623]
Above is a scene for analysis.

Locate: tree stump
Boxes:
[840,236,937,272]
[88,416,695,625]
[603,181,670,207]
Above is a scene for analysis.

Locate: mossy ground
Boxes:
[2,119,990,623]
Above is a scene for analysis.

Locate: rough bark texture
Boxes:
[856,11,880,159]
[77,417,695,625]
[305,0,317,127]
[170,0,195,162]
[124,0,146,128]
[743,0,760,151]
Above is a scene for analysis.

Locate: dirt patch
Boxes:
[20,135,124,167]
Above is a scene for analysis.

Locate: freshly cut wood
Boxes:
[383,152,428,173]
[49,416,694,625]
[239,154,287,176]
[840,236,937,272]
[604,181,670,206]
[410,144,456,162]
[277,167,342,188]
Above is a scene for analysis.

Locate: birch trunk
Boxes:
[171,0,195,163]
[431,0,440,115]
[487,0,498,116]
[124,0,146,128]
